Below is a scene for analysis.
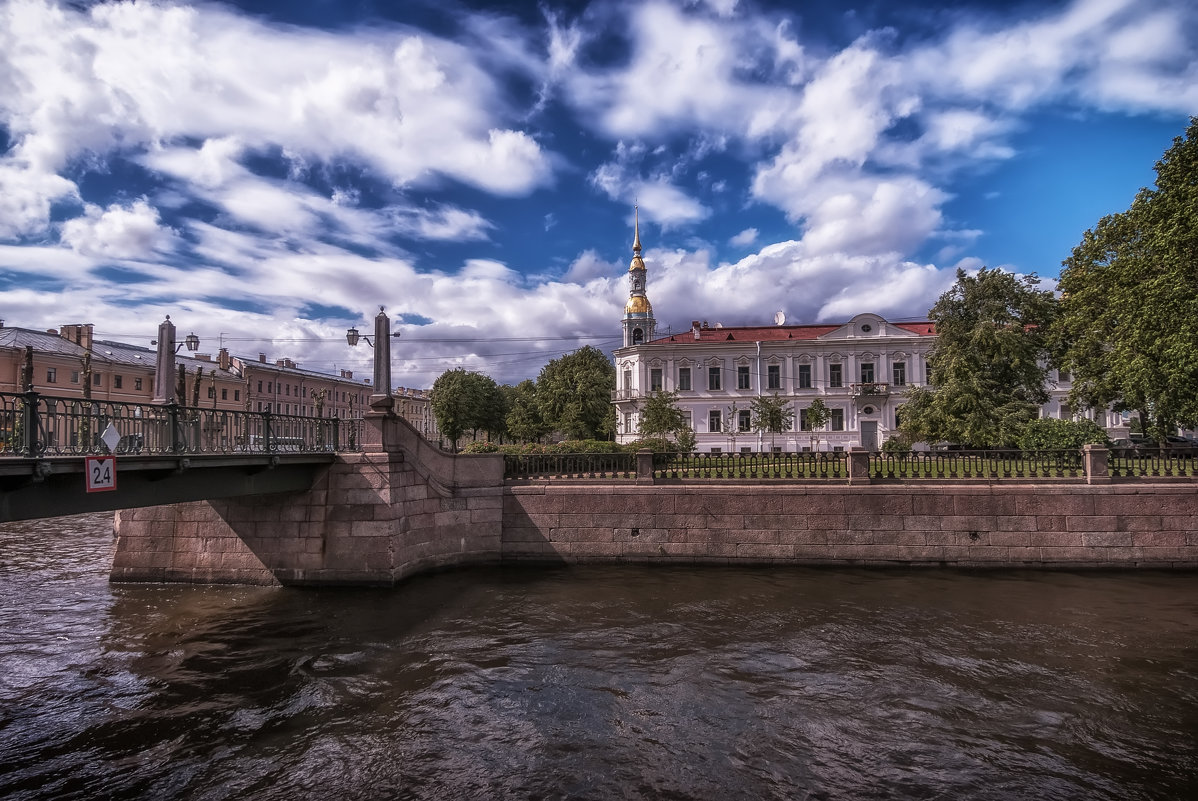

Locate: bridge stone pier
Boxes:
[112,413,505,585]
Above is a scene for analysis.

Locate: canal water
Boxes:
[2,514,1197,800]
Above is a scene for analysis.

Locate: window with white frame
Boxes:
[650,368,663,392]
[831,408,845,431]
[708,366,721,391]
[737,365,751,390]
[799,408,811,431]
[893,362,907,386]
[738,409,751,432]
[798,364,812,389]
[860,362,875,383]
[678,367,691,391]
[829,363,842,388]
[767,364,780,390]
[46,368,57,383]
[708,409,722,432]
[623,369,632,392]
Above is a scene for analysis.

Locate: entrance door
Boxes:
[860,420,878,451]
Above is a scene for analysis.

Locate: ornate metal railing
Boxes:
[0,391,363,457]
[868,449,1086,480]
[654,451,848,480]
[1108,447,1198,478]
[504,452,636,480]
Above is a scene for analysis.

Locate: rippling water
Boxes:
[2,513,1197,800]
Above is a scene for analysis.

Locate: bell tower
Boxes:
[622,205,656,348]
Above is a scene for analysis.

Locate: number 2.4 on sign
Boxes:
[85,455,117,493]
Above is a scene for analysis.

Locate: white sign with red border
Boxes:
[85,455,117,493]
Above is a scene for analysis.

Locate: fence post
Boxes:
[21,389,40,457]
[263,408,274,453]
[166,402,184,453]
[1083,444,1111,484]
[848,446,871,485]
[636,448,654,484]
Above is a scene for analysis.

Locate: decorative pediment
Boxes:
[648,357,665,368]
[734,356,752,366]
[705,356,723,367]
[619,359,636,371]
[676,357,695,367]
[766,354,783,365]
[795,354,813,364]
[818,313,922,340]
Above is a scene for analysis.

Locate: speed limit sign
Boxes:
[85,455,117,493]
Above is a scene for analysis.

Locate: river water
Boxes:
[2,513,1197,800]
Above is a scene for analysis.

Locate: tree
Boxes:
[637,390,687,439]
[431,368,504,450]
[751,393,794,449]
[1053,117,1198,442]
[505,380,549,443]
[805,397,831,451]
[897,267,1057,448]
[536,346,616,440]
[1017,418,1110,451]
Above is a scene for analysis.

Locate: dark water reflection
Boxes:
[2,513,1197,800]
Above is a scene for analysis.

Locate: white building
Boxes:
[611,221,1128,453]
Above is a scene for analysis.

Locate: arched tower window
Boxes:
[632,328,644,345]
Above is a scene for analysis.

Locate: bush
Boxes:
[460,441,501,454]
[881,434,913,453]
[1017,418,1111,451]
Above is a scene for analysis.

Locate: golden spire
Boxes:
[633,203,641,254]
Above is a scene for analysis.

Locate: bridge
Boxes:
[0,390,360,522]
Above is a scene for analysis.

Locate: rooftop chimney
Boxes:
[258,353,267,363]
[218,348,230,371]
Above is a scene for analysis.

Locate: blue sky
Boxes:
[0,0,1194,386]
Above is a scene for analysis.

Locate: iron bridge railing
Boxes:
[0,391,364,458]
[653,451,849,480]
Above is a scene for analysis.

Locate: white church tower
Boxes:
[621,206,656,348]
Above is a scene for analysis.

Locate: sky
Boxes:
[0,0,1194,388]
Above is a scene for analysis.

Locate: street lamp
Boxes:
[151,315,200,404]
[346,307,398,412]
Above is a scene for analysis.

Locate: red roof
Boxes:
[648,320,935,345]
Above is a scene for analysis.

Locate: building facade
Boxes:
[611,228,1129,452]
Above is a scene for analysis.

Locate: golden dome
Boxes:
[628,254,645,273]
[625,296,652,314]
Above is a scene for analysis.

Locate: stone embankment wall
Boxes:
[503,483,1198,568]
[111,414,1198,585]
[112,416,503,585]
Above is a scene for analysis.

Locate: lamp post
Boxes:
[151,316,200,404]
[346,307,398,413]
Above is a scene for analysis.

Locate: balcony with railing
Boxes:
[851,382,890,398]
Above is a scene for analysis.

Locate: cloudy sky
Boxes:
[0,0,1194,387]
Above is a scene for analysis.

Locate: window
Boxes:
[1058,369,1071,383]
[257,401,262,412]
[632,328,643,345]
[799,408,811,431]
[46,368,57,383]
[93,373,101,387]
[767,365,780,390]
[860,362,874,383]
[234,390,240,401]
[738,409,751,432]
[831,409,845,431]
[285,384,290,396]
[708,366,721,391]
[113,375,123,389]
[829,363,842,388]
[134,377,143,391]
[70,371,79,384]
[737,365,751,390]
[708,409,722,432]
[221,388,228,400]
[893,362,907,386]
[623,370,632,392]
[798,364,812,389]
[257,381,263,392]
[678,367,692,391]
[1060,403,1072,420]
[268,382,273,393]
[207,387,216,399]
[650,368,663,392]
[625,412,634,433]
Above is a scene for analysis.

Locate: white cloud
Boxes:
[60,199,175,259]
[0,0,553,241]
[729,228,758,247]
